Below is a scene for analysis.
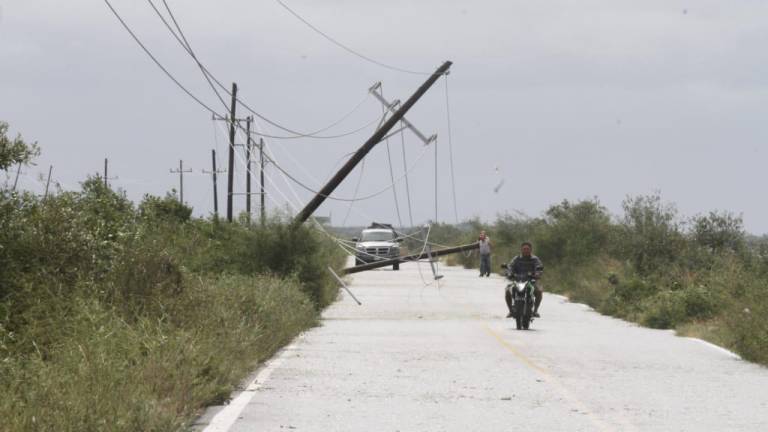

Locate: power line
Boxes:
[252,125,432,203]
[342,158,365,226]
[150,0,384,140]
[276,0,435,76]
[399,121,415,227]
[150,0,229,111]
[444,74,459,224]
[380,86,404,228]
[102,0,222,117]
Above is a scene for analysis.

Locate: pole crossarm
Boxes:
[341,241,478,275]
[369,82,437,145]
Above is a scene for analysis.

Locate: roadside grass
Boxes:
[0,175,346,431]
[0,275,319,432]
[448,197,768,368]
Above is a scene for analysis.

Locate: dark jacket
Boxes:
[508,255,544,279]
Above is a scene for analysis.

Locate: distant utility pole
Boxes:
[43,165,53,200]
[103,158,118,188]
[226,82,238,223]
[245,116,253,224]
[259,137,266,226]
[203,149,226,220]
[169,160,193,204]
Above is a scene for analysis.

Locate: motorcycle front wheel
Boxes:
[515,302,525,330]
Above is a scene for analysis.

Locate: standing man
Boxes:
[478,230,492,277]
[504,242,544,318]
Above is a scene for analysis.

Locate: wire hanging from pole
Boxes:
[444,74,459,224]
[380,86,404,228]
[400,120,415,227]
[342,158,365,226]
[434,137,439,224]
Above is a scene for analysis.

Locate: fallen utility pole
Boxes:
[293,61,452,225]
[227,83,238,223]
[341,241,478,275]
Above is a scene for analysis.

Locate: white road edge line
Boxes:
[550,293,742,360]
[685,337,742,360]
[201,343,298,432]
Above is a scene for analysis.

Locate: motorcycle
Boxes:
[501,264,536,330]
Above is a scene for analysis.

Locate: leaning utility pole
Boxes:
[170,160,193,204]
[202,149,226,220]
[43,165,53,200]
[259,137,266,226]
[292,61,452,225]
[226,83,238,223]
[12,163,21,191]
[245,116,253,224]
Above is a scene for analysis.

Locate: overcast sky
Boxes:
[2,0,768,233]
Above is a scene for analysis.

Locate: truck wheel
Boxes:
[393,262,400,271]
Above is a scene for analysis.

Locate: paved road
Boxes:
[196,262,768,431]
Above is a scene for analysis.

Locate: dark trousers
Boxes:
[480,254,491,276]
[505,285,543,312]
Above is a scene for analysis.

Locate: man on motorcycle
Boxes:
[505,242,544,318]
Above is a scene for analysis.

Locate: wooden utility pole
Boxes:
[293,61,452,225]
[226,83,238,223]
[102,158,118,188]
[12,163,21,191]
[43,165,53,200]
[170,160,193,204]
[245,116,253,224]
[259,137,266,226]
[203,149,226,220]
[341,241,479,274]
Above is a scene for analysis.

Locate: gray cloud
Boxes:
[2,0,768,232]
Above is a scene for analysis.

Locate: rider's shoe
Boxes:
[506,311,514,318]
[533,311,541,318]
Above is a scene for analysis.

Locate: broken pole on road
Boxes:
[292,61,453,226]
[341,242,479,275]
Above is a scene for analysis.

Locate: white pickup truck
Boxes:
[353,224,402,270]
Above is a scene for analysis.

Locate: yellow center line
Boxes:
[483,324,626,432]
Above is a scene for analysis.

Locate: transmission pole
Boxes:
[226,83,238,223]
[293,61,452,225]
[245,116,253,224]
[170,160,193,204]
[260,137,266,226]
[203,149,226,220]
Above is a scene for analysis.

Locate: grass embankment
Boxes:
[0,179,345,431]
[438,196,768,366]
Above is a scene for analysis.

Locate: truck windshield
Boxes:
[361,231,395,242]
